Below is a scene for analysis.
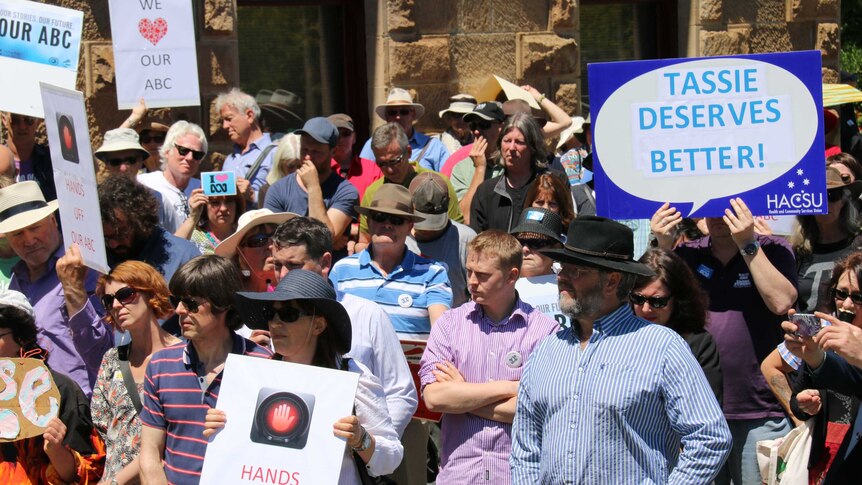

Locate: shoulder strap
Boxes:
[410,141,432,165]
[117,345,143,414]
[244,144,277,181]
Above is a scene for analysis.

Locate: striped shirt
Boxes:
[140,333,271,484]
[511,304,731,484]
[329,247,452,334]
[418,299,558,485]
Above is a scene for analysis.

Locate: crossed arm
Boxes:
[422,362,518,423]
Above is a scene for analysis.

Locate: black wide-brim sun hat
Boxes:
[540,215,655,277]
[236,269,351,354]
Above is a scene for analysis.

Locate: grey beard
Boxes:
[559,289,604,320]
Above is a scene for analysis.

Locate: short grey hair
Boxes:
[160,121,208,166]
[214,88,261,121]
[371,122,408,154]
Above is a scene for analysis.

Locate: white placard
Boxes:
[515,274,571,328]
[201,354,360,485]
[108,0,200,109]
[40,83,108,274]
[0,1,82,117]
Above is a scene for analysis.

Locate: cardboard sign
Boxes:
[200,354,359,485]
[0,358,61,442]
[476,75,541,109]
[40,83,109,274]
[515,274,571,328]
[400,338,441,422]
[108,0,200,109]
[201,171,237,196]
[588,51,826,219]
[0,0,82,117]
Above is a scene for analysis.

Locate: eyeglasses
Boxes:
[517,238,555,251]
[369,211,407,226]
[376,152,406,169]
[386,108,412,118]
[629,293,672,309]
[170,295,202,313]
[175,144,206,161]
[11,116,35,126]
[240,232,274,249]
[105,156,141,167]
[553,265,597,279]
[263,305,311,324]
[828,189,845,203]
[101,286,138,308]
[140,134,165,144]
[469,120,493,131]
[830,287,862,305]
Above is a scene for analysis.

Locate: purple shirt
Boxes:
[10,246,113,397]
[675,234,797,420]
[418,298,558,485]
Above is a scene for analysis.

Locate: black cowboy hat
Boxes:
[540,216,655,276]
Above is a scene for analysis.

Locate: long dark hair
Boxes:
[291,301,340,370]
[825,250,862,314]
[635,248,709,334]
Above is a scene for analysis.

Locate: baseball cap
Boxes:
[464,102,505,123]
[409,172,449,231]
[296,117,339,147]
[327,113,354,132]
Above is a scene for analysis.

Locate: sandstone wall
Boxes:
[368,0,581,134]
[689,0,840,82]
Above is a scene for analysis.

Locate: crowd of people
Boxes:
[0,82,861,485]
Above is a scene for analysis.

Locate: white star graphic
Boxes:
[803,178,810,185]
[788,181,795,189]
[797,169,804,176]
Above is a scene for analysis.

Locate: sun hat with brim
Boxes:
[826,166,862,199]
[556,116,586,150]
[355,184,425,222]
[375,88,425,121]
[0,288,34,319]
[214,209,298,259]
[540,216,655,276]
[95,128,150,161]
[0,181,59,234]
[438,94,478,118]
[510,207,565,244]
[236,269,351,353]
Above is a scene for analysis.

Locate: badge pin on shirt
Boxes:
[398,294,413,308]
[505,351,523,368]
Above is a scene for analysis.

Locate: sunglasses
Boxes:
[101,286,138,308]
[830,287,862,305]
[263,305,311,324]
[141,134,165,144]
[376,153,405,169]
[11,116,35,126]
[175,144,206,161]
[369,211,407,226]
[629,293,672,309]
[469,120,493,131]
[240,232,274,249]
[517,238,555,251]
[386,108,412,117]
[170,295,202,313]
[106,156,141,167]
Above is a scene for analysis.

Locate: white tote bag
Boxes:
[756,420,814,485]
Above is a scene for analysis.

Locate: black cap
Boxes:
[464,101,505,123]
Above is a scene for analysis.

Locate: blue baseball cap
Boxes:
[296,117,339,147]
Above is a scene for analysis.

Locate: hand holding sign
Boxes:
[201,171,237,197]
[722,197,756,248]
[203,407,226,439]
[332,415,363,449]
[56,244,89,314]
[187,188,207,221]
[649,202,683,250]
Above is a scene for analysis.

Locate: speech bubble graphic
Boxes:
[592,54,822,217]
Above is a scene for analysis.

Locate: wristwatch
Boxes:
[352,426,372,452]
[740,240,760,256]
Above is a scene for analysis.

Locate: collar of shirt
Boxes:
[467,296,531,328]
[572,303,635,343]
[359,245,416,275]
[182,332,249,367]
[12,244,63,284]
[410,131,429,149]
[232,132,273,156]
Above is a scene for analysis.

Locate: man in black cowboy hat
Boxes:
[511,216,730,484]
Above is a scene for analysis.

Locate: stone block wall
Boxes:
[369,0,581,134]
[692,0,840,82]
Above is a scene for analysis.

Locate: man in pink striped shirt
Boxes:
[418,230,558,484]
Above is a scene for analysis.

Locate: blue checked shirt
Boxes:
[511,304,731,484]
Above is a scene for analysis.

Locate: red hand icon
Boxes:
[268,402,298,434]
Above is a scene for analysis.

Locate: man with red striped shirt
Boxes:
[418,230,558,484]
[139,255,271,484]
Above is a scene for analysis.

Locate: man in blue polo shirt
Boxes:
[139,255,270,484]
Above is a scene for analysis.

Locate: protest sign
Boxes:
[0,358,61,442]
[201,354,359,485]
[515,274,571,328]
[109,0,200,109]
[0,1,81,117]
[400,339,441,422]
[40,83,109,274]
[476,75,541,109]
[201,171,237,196]
[588,51,825,219]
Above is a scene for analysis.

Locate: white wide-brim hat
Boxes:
[95,128,150,161]
[0,181,58,234]
[214,209,298,259]
[375,88,426,120]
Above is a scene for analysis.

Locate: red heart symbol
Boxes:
[215,174,229,183]
[138,18,168,46]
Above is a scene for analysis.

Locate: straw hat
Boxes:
[0,181,59,234]
[375,88,425,120]
[214,209,297,259]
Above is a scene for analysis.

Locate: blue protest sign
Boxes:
[202,171,237,196]
[588,51,825,218]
